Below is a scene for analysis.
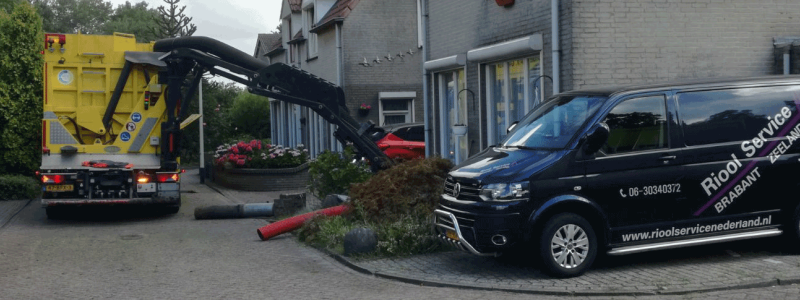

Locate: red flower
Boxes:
[236,159,245,166]
[231,147,239,154]
[245,146,253,152]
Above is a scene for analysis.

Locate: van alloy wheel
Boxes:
[538,213,597,277]
[550,224,589,269]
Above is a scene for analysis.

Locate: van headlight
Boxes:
[479,181,529,201]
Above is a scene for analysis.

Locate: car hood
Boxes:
[448,147,565,184]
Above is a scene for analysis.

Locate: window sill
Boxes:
[306,56,318,62]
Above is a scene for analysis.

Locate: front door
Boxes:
[583,94,684,244]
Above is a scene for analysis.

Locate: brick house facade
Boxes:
[423,0,800,164]
[255,0,423,158]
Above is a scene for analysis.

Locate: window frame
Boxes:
[303,5,317,58]
[378,92,416,126]
[483,54,544,146]
[598,94,670,157]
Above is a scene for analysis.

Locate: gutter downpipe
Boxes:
[422,0,431,157]
[336,21,345,152]
[551,0,560,94]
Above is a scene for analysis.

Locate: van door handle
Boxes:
[658,155,677,161]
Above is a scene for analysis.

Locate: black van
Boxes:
[434,76,800,277]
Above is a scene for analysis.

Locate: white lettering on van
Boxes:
[695,99,800,216]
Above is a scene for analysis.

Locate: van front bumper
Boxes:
[434,197,525,256]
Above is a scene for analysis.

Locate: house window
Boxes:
[435,69,467,163]
[485,55,542,145]
[304,6,317,57]
[379,92,416,125]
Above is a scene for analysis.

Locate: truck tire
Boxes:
[538,213,597,277]
[163,205,180,215]
[45,207,65,219]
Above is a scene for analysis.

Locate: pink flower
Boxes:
[245,146,253,152]
[231,147,239,154]
[236,159,245,166]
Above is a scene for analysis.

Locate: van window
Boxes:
[678,86,800,146]
[600,95,667,155]
[501,95,606,149]
[406,125,425,142]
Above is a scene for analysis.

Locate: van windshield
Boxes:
[501,95,607,149]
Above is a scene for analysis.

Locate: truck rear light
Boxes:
[156,173,179,183]
[42,175,64,184]
[136,171,150,183]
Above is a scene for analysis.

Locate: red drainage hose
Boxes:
[257,205,349,241]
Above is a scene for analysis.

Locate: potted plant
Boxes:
[359,103,371,116]
[451,124,468,136]
[213,140,311,191]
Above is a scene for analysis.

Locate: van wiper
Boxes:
[506,145,557,150]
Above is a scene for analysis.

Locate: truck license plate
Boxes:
[446,230,459,241]
[45,185,73,192]
[137,183,155,193]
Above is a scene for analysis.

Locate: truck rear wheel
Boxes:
[45,207,65,219]
[538,213,597,277]
[163,205,180,215]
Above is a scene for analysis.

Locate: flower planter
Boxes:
[214,163,310,191]
[358,109,370,116]
[451,125,468,136]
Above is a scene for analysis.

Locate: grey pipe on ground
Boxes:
[194,203,273,220]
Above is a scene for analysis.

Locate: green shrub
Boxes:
[297,207,442,257]
[299,157,454,257]
[307,147,371,199]
[297,215,358,253]
[0,174,39,200]
[0,2,43,175]
[348,157,453,222]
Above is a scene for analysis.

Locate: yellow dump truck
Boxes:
[40,33,187,217]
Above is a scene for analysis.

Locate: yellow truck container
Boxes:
[40,33,183,217]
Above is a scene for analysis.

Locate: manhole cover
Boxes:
[120,234,144,240]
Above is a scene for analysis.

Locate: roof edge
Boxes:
[310,18,345,33]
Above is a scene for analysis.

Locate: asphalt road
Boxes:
[0,178,799,299]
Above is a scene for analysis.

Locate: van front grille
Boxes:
[443,177,481,201]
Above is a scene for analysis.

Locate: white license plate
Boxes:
[137,183,155,192]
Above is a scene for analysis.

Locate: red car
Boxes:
[369,123,425,161]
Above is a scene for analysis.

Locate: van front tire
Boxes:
[538,213,597,277]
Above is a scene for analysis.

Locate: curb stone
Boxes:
[0,199,32,231]
[657,279,777,295]
[776,276,800,285]
[315,246,800,297]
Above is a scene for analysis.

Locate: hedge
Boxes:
[0,174,39,200]
[0,2,43,175]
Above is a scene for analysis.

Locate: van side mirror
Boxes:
[583,122,609,155]
[507,121,519,134]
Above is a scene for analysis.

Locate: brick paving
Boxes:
[2,169,800,299]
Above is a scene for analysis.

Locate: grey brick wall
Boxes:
[303,25,339,84]
[426,0,571,154]
[342,0,423,126]
[570,0,800,89]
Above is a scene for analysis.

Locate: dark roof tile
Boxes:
[317,0,360,27]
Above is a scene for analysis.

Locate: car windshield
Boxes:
[501,95,607,149]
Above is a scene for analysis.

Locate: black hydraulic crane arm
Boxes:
[153,36,391,172]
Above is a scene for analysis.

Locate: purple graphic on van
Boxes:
[694,97,800,216]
